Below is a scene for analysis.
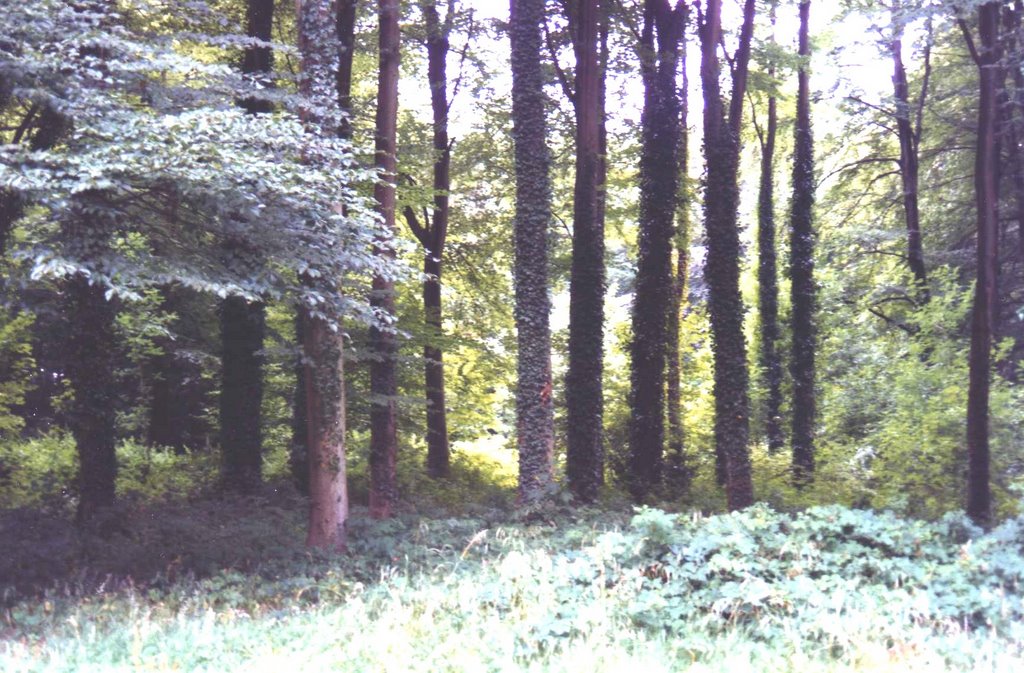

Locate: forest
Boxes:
[2,0,1024,670]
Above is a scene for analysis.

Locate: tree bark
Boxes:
[297,0,349,550]
[698,0,756,510]
[565,0,605,502]
[368,0,401,518]
[757,3,783,456]
[890,1,929,297]
[510,0,555,503]
[964,3,1001,527]
[629,0,684,502]
[220,0,274,492]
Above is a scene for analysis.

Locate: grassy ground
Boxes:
[2,487,1024,672]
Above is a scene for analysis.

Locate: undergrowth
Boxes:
[2,501,1023,671]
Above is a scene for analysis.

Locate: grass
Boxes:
[2,491,1024,672]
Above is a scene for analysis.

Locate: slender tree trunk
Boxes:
[964,3,1001,527]
[757,4,782,456]
[368,0,400,518]
[220,0,274,492]
[630,0,685,501]
[65,193,118,522]
[664,4,690,493]
[698,0,756,510]
[297,0,349,550]
[890,3,929,297]
[510,0,555,503]
[147,288,189,454]
[565,0,605,502]
[790,0,815,486]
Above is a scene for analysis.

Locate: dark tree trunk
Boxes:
[337,0,357,139]
[628,0,684,502]
[790,0,815,486]
[64,194,118,522]
[565,0,605,502]
[664,4,690,493]
[757,4,782,456]
[369,0,400,518]
[698,0,756,510]
[890,2,929,297]
[964,3,1001,527]
[297,0,349,550]
[220,0,274,492]
[401,0,452,480]
[510,0,555,503]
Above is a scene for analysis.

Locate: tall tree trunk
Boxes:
[664,4,690,493]
[220,0,274,492]
[400,0,453,480]
[65,193,118,522]
[964,3,1001,527]
[890,1,929,297]
[565,0,605,502]
[509,0,555,503]
[368,0,400,518]
[698,0,756,510]
[297,0,349,550]
[790,0,815,486]
[757,3,783,456]
[629,0,684,501]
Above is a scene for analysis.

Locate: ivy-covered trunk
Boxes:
[369,0,400,518]
[698,0,755,510]
[509,0,554,503]
[297,0,349,550]
[219,0,274,492]
[629,0,684,502]
[757,25,783,457]
[565,0,605,502]
[965,2,1001,527]
[789,0,815,486]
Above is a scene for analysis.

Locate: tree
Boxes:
[564,0,606,502]
[628,0,685,501]
[510,0,555,503]
[961,2,1000,527]
[790,0,816,485]
[369,0,401,518]
[697,0,756,510]
[755,1,784,456]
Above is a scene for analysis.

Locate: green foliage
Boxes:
[3,504,1024,671]
[0,310,35,438]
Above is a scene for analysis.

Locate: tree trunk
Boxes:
[757,4,782,456]
[368,0,400,518]
[565,0,605,502]
[789,0,815,486]
[629,0,684,502]
[510,0,555,503]
[297,0,350,550]
[220,0,274,492]
[890,2,929,297]
[147,288,190,454]
[698,0,756,510]
[965,3,1001,527]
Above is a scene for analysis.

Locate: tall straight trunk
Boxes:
[297,0,349,550]
[1014,2,1024,267]
[964,3,1001,527]
[400,0,453,480]
[369,0,400,518]
[757,3,782,456]
[790,0,815,486]
[65,193,118,522]
[890,1,929,296]
[628,0,683,502]
[510,0,555,503]
[698,0,756,510]
[220,0,274,492]
[565,0,605,502]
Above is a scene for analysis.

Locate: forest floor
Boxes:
[2,483,1023,672]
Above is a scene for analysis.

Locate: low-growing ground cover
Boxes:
[2,497,1023,672]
